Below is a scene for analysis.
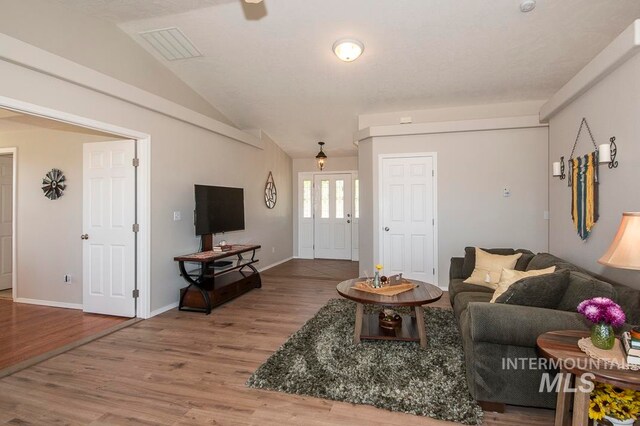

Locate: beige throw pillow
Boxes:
[463,248,523,289]
[490,266,557,303]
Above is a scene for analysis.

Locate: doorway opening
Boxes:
[0,151,13,301]
[0,98,150,319]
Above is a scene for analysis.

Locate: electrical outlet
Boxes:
[64,274,71,284]
[503,187,511,197]
[544,211,550,220]
[173,211,181,221]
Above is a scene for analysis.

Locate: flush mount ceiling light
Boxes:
[332,38,364,62]
[520,0,536,12]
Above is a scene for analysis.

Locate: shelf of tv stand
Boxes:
[174,244,261,314]
[185,258,259,279]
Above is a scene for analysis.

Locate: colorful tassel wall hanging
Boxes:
[570,151,599,240]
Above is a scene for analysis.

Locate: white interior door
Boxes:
[83,140,136,317]
[314,173,353,260]
[0,156,12,291]
[381,156,435,283]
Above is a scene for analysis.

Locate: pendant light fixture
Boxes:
[315,142,327,171]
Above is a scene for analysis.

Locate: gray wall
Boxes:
[359,127,550,286]
[548,51,640,289]
[291,156,358,257]
[0,59,293,313]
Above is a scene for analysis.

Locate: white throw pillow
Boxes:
[490,266,557,303]
[463,248,523,289]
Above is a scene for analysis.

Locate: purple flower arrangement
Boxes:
[577,297,626,327]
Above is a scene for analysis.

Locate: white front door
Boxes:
[314,173,353,260]
[381,156,436,283]
[0,156,12,291]
[83,140,136,317]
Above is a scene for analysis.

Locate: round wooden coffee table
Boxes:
[537,330,640,426]
[336,278,443,348]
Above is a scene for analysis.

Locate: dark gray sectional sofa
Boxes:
[449,249,640,409]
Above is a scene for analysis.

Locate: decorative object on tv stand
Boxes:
[577,297,626,350]
[41,168,66,200]
[315,141,327,171]
[264,171,277,209]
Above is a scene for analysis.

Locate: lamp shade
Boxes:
[598,212,640,270]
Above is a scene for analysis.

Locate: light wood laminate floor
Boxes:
[0,259,554,425]
[0,299,128,370]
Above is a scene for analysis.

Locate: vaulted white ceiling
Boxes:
[55,0,640,157]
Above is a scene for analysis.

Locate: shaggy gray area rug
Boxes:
[246,298,483,424]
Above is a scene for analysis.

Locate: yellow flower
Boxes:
[375,264,383,271]
[610,386,633,401]
[589,399,606,420]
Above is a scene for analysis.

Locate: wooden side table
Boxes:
[537,330,640,426]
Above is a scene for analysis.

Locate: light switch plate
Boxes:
[173,211,181,221]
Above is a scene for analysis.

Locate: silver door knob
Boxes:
[81,234,89,240]
[384,227,390,231]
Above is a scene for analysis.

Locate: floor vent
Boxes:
[139,27,202,61]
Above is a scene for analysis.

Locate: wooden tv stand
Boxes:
[174,244,261,314]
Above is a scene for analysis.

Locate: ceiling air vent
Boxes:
[139,27,202,61]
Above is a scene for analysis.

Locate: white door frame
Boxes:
[0,148,16,300]
[377,153,439,286]
[297,170,358,261]
[0,95,152,319]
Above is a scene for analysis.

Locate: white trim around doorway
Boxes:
[0,148,17,302]
[0,95,152,319]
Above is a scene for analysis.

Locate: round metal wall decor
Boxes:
[264,171,277,209]
[42,168,66,200]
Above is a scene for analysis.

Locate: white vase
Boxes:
[597,415,635,426]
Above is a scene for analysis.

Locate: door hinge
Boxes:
[132,289,139,298]
[432,170,434,177]
[433,268,436,275]
[432,218,435,225]
[132,158,140,167]
[132,223,140,233]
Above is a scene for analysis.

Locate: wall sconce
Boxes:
[552,156,566,180]
[315,141,327,171]
[598,136,618,169]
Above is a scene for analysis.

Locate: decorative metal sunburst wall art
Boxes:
[264,171,277,209]
[42,168,66,200]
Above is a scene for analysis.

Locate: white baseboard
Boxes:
[258,256,293,272]
[14,298,83,310]
[149,301,179,318]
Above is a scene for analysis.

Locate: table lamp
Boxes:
[598,212,640,270]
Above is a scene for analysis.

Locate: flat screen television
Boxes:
[194,185,245,235]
